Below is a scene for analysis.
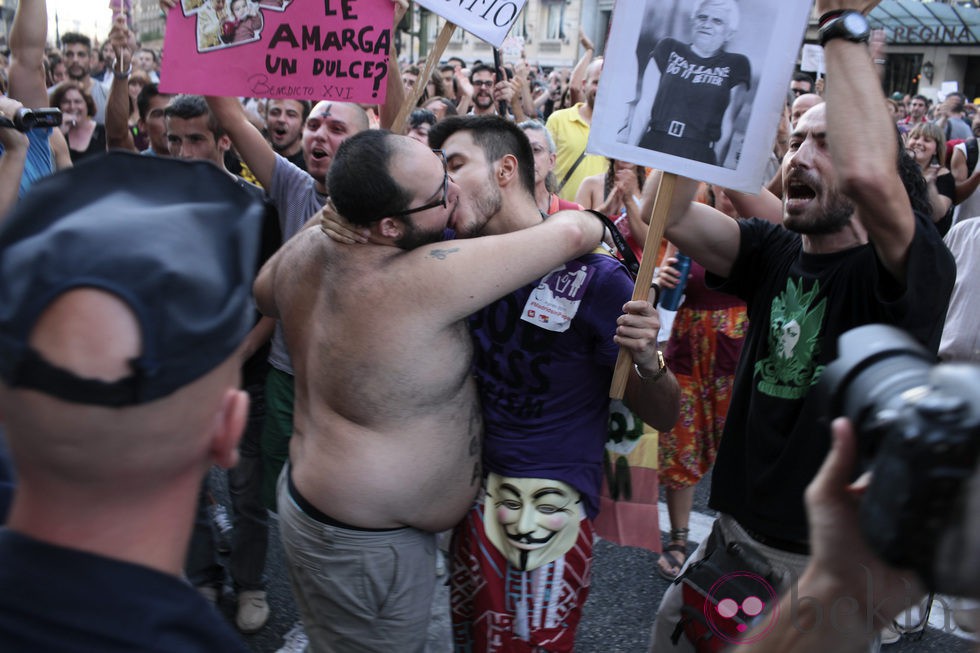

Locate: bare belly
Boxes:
[288,397,482,532]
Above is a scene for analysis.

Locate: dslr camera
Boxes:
[819,324,980,596]
[0,108,63,132]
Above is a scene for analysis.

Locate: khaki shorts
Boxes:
[277,469,437,653]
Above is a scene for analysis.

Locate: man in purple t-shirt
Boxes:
[428,116,681,653]
[324,115,679,652]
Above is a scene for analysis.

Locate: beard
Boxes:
[451,170,503,238]
[474,92,494,109]
[395,218,447,250]
[471,177,503,230]
[272,130,301,153]
[783,190,855,235]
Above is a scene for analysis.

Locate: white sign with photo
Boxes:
[588,0,811,194]
[800,44,825,76]
[414,0,527,47]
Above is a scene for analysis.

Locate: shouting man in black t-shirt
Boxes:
[644,1,956,649]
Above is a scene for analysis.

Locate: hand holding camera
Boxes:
[0,106,63,132]
[818,324,980,597]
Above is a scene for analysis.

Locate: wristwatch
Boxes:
[635,351,667,383]
[819,10,870,47]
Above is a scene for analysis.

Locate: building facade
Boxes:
[130,0,166,46]
[405,0,608,70]
[799,1,980,101]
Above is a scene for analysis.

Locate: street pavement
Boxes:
[205,470,977,652]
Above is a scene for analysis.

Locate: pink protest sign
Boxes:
[160,0,393,103]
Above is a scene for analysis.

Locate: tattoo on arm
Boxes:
[427,247,460,260]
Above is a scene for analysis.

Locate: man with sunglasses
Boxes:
[256,129,618,653]
[469,63,517,117]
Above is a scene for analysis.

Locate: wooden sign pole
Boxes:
[609,171,676,400]
[392,20,457,134]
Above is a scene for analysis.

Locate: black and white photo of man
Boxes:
[590,0,808,192]
[623,0,750,167]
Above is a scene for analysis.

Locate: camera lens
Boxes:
[14,108,35,131]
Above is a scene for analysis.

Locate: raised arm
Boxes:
[49,129,72,170]
[454,67,474,115]
[254,252,281,319]
[725,186,782,223]
[105,16,138,151]
[506,76,528,123]
[822,0,913,281]
[7,0,48,110]
[950,146,980,204]
[642,171,741,278]
[402,209,605,323]
[206,95,277,189]
[0,97,30,222]
[568,30,594,107]
[377,0,408,130]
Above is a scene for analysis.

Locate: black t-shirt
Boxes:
[68,123,107,164]
[285,148,307,172]
[234,177,282,387]
[705,215,955,541]
[649,38,751,141]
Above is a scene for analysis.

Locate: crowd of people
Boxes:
[0,0,979,652]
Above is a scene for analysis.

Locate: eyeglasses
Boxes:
[394,149,449,216]
[472,80,495,88]
[790,88,808,96]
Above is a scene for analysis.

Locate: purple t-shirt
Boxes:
[469,252,633,519]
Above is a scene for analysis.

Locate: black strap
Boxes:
[11,347,146,407]
[556,150,588,193]
[584,209,640,278]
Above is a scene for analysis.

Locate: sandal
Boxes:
[657,527,690,581]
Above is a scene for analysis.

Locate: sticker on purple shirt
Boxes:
[522,262,596,333]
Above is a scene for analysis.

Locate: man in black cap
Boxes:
[0,152,263,652]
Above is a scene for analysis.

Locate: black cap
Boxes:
[0,152,264,405]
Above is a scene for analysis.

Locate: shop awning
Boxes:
[869,0,980,45]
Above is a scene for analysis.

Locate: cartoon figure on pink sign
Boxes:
[181,0,291,52]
